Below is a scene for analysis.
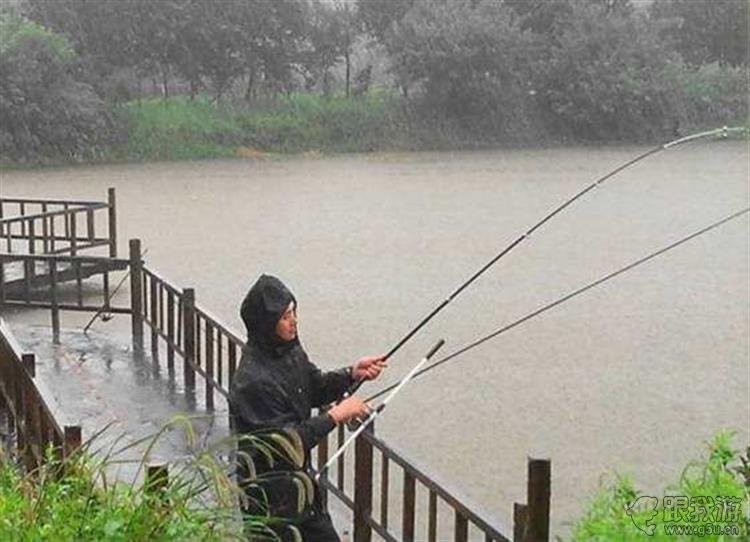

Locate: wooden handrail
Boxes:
[0,253,129,265]
[0,203,108,225]
[364,431,509,539]
[0,197,105,206]
[0,317,68,467]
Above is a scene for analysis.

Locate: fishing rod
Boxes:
[341,126,746,399]
[317,339,445,481]
[364,207,750,403]
[83,247,150,334]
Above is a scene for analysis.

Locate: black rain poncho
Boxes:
[229,273,353,457]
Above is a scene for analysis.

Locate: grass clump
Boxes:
[235,90,400,153]
[0,417,285,541]
[572,431,749,540]
[118,90,402,161]
[121,97,242,161]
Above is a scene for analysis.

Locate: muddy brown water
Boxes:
[2,141,748,537]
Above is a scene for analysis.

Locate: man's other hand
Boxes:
[328,396,371,424]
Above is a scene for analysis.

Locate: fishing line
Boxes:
[83,247,149,334]
[317,339,444,479]
[364,207,750,403]
[343,126,746,398]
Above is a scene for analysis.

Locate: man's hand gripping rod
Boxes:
[316,339,445,482]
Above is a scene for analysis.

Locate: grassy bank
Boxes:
[118,90,405,162]
[572,431,749,540]
[2,79,747,168]
[113,75,748,163]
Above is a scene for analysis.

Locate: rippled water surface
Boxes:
[3,141,748,536]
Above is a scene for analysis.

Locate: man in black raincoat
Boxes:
[229,274,386,541]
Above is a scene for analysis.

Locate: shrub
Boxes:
[0,417,285,541]
[121,97,241,161]
[0,13,115,163]
[572,431,749,540]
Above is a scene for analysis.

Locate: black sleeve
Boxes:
[306,360,355,408]
[232,377,335,453]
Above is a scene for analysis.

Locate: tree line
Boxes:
[1,0,747,162]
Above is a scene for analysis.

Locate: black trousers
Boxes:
[298,509,340,542]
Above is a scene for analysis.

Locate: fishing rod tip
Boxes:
[426,339,445,359]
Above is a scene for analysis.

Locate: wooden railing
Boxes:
[0,253,129,342]
[0,317,81,469]
[126,238,549,542]
[0,219,551,541]
[0,189,117,257]
[132,239,244,408]
[312,423,549,542]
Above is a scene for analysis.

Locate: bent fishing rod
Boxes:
[317,339,445,481]
[364,206,750,403]
[341,126,746,399]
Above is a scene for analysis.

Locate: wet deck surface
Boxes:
[7,318,231,480]
[3,314,352,535]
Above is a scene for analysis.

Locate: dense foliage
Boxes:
[0,13,115,162]
[0,418,293,541]
[573,431,749,540]
[1,0,747,163]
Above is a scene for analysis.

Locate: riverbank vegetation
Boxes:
[3,426,746,540]
[0,0,747,165]
[572,431,749,540]
[0,418,283,541]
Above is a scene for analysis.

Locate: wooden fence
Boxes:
[0,317,82,469]
[0,189,117,257]
[127,238,551,542]
[0,188,552,540]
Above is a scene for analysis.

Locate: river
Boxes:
[2,141,748,537]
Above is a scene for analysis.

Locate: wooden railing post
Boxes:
[403,470,416,542]
[150,273,158,360]
[63,425,81,458]
[204,323,214,410]
[353,423,374,542]
[524,458,551,542]
[49,259,60,344]
[129,239,144,350]
[513,502,527,542]
[108,188,117,257]
[146,463,169,495]
[317,429,329,508]
[22,353,35,377]
[182,288,196,392]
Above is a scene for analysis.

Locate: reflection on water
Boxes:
[2,141,748,536]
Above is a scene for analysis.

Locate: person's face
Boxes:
[275,302,297,342]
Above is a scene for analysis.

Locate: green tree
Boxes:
[358,0,414,43]
[0,13,114,161]
[530,1,681,140]
[307,1,362,96]
[650,0,748,67]
[385,0,534,133]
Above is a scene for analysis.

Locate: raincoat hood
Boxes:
[240,274,298,354]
